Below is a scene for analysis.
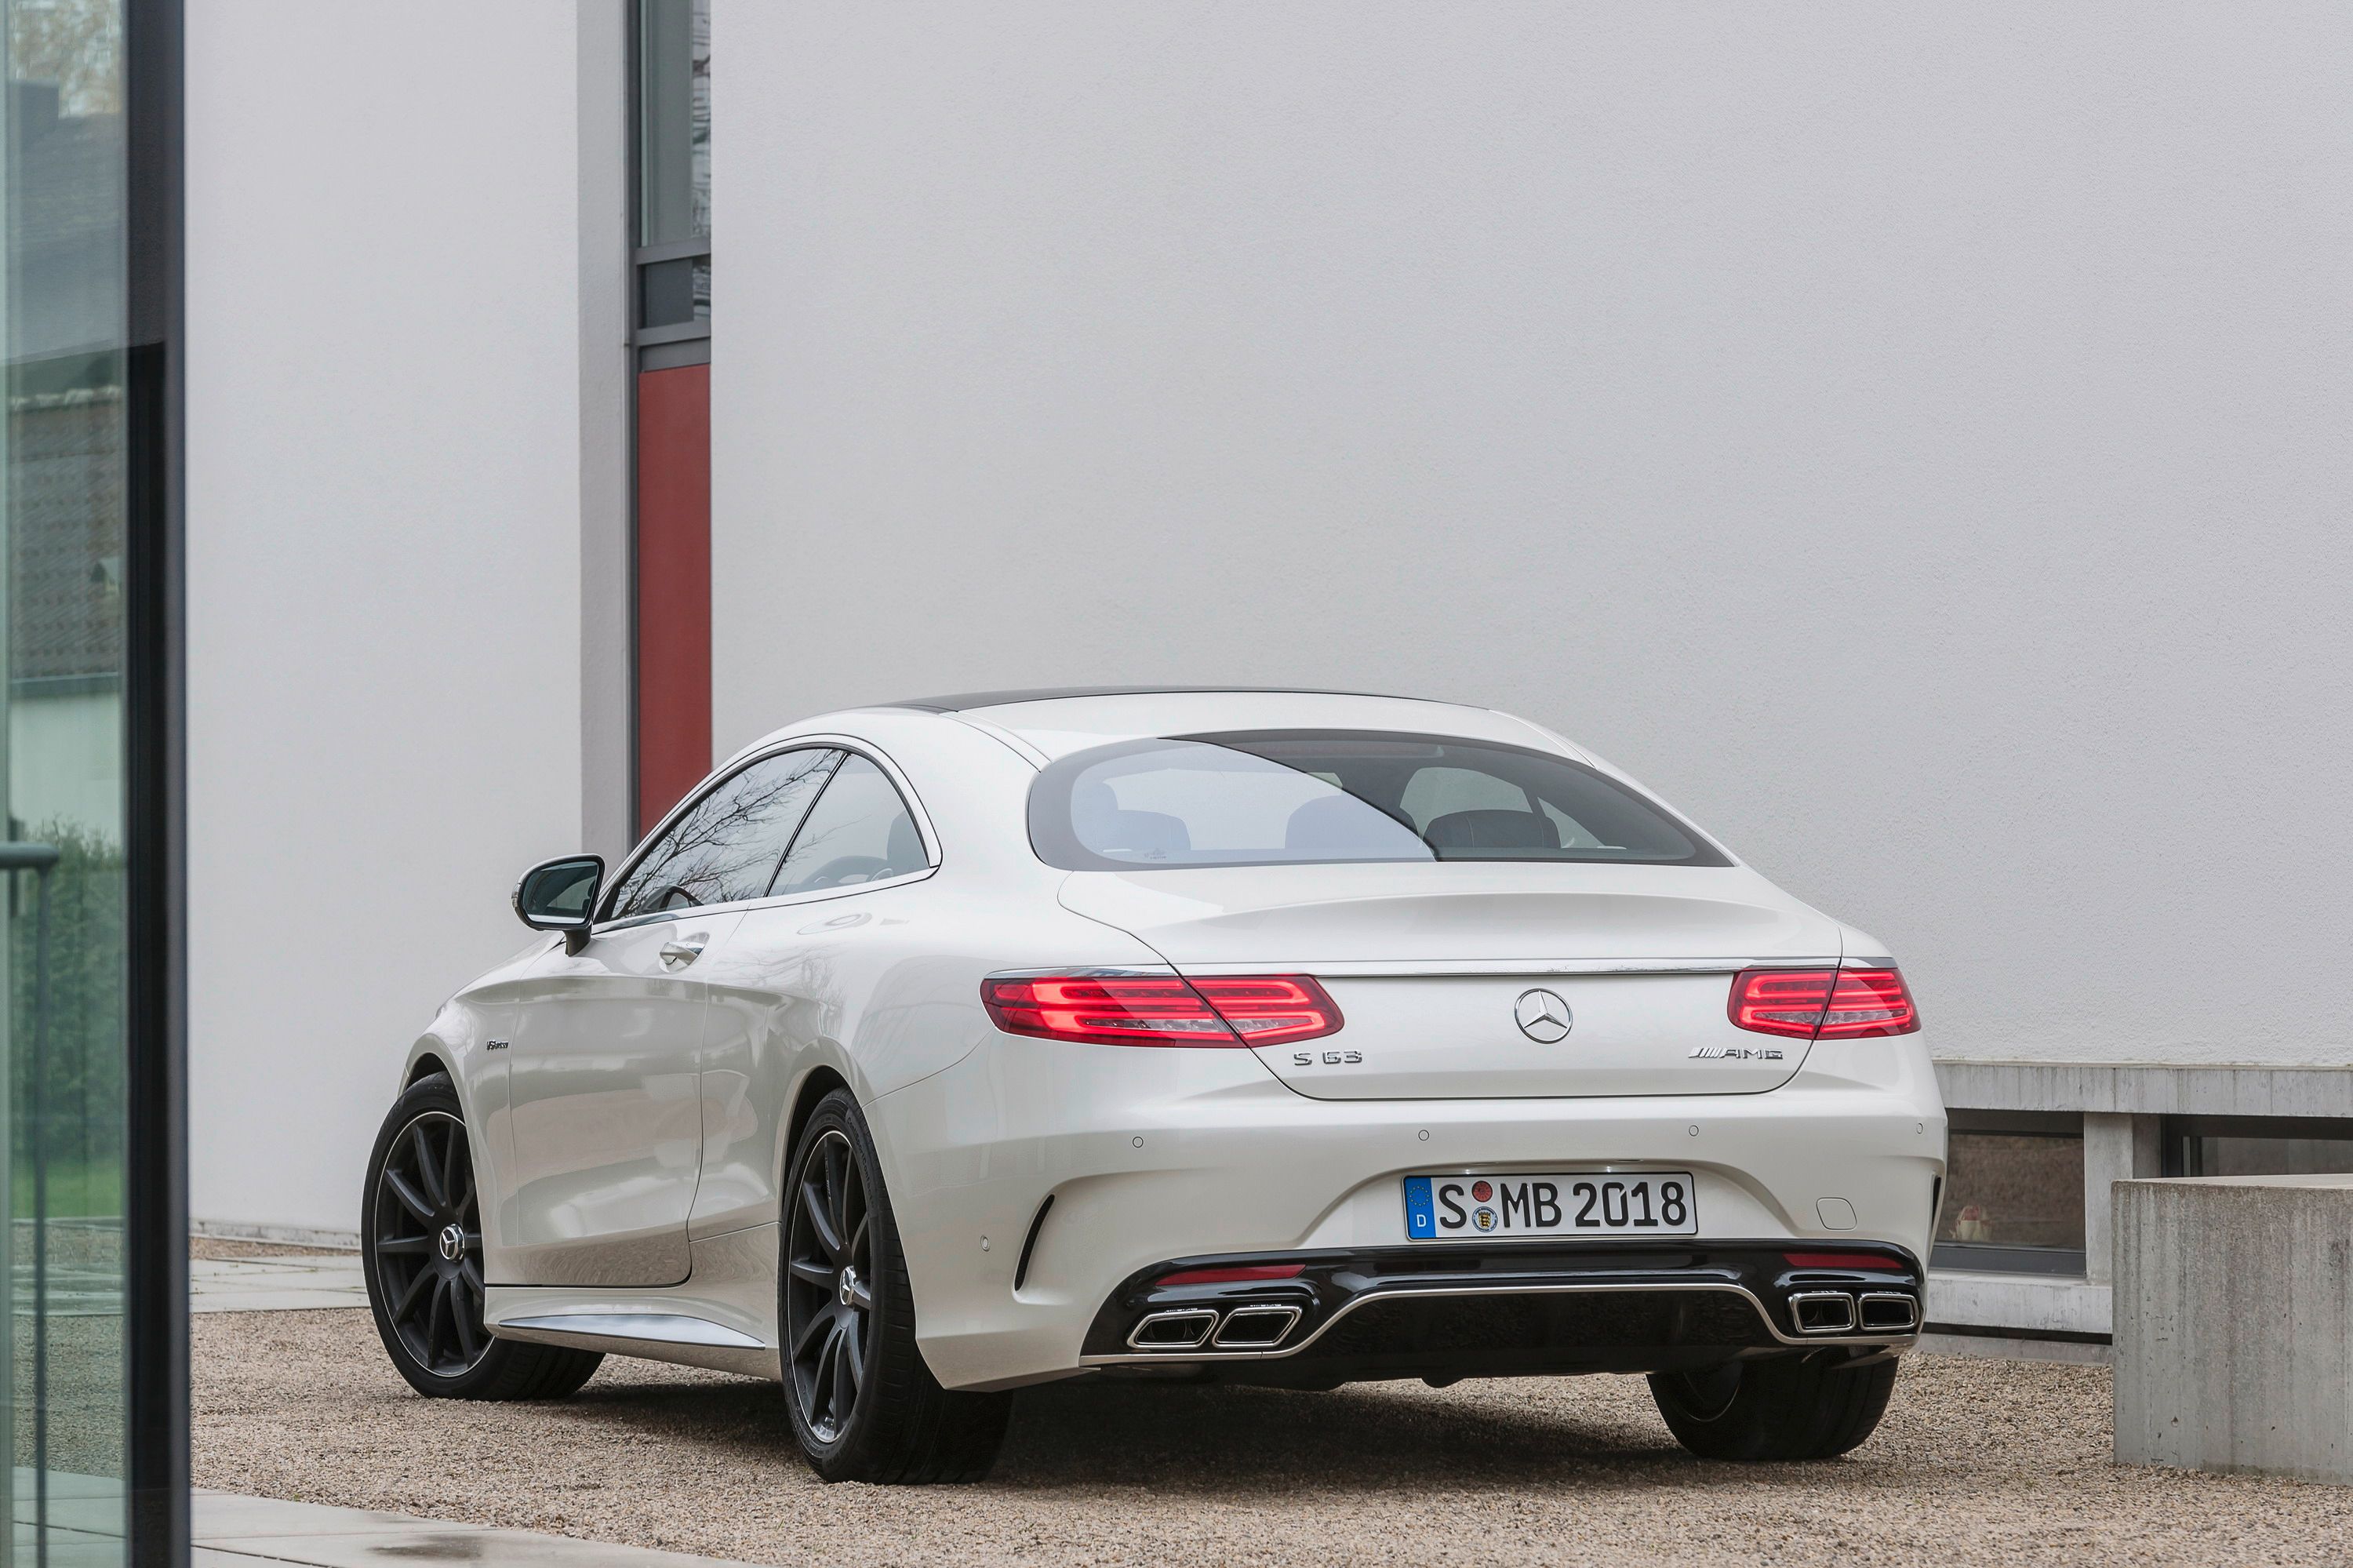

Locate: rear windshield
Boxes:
[1028,730,1729,871]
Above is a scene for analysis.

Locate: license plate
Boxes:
[1402,1171,1698,1240]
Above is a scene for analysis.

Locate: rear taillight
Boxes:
[980,973,1343,1048]
[1191,977,1344,1043]
[1729,968,1919,1040]
[1816,970,1921,1038]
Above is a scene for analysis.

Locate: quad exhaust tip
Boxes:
[1858,1291,1920,1332]
[1213,1304,1303,1349]
[1127,1308,1220,1350]
[1789,1290,1858,1334]
[1127,1303,1303,1352]
[1791,1289,1919,1336]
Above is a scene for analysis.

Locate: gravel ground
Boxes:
[195,1306,2353,1567]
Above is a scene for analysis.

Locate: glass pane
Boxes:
[1029,732,1726,871]
[2185,1137,2353,1178]
[638,0,710,247]
[773,757,926,894]
[609,749,839,919]
[1042,740,1431,868]
[1937,1133,2085,1250]
[2,0,131,1559]
[638,255,711,329]
[1211,733,1718,864]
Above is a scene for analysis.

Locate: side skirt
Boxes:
[483,1222,780,1381]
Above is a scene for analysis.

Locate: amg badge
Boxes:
[1689,1045,1784,1060]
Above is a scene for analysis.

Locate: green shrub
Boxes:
[9,823,125,1221]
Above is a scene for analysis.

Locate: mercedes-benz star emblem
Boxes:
[1514,988,1573,1043]
[437,1223,466,1262]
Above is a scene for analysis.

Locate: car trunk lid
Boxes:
[1057,863,1842,1098]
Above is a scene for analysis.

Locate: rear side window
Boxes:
[773,755,929,893]
[1029,730,1727,871]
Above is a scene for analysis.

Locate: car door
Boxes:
[693,751,938,1235]
[498,747,841,1286]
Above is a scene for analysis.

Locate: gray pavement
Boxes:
[191,1251,367,1314]
[14,1474,762,1566]
[193,1491,762,1566]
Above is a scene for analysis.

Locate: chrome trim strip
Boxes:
[1787,1290,1859,1334]
[1211,1304,1304,1349]
[1126,1308,1220,1351]
[1082,1280,1916,1366]
[497,1312,765,1349]
[1178,958,1839,980]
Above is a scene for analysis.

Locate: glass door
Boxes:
[2,0,132,1561]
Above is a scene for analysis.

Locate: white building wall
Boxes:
[712,4,2353,1071]
[185,1,627,1234]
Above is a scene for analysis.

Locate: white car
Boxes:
[363,688,1944,1483]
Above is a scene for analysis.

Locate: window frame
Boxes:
[1930,1110,2089,1277]
[2160,1114,2353,1178]
[595,735,940,932]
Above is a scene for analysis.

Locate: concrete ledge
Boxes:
[1927,1268,2111,1337]
[1936,1059,2353,1119]
[193,1218,361,1250]
[2114,1173,2353,1483]
[191,1253,368,1314]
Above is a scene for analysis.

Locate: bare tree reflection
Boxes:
[609,749,838,916]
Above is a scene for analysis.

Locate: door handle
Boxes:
[660,935,708,971]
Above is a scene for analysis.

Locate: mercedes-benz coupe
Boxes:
[362,688,1944,1483]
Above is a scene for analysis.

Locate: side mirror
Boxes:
[514,856,603,948]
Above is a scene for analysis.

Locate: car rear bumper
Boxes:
[870,1032,1945,1391]
[1080,1241,1921,1387]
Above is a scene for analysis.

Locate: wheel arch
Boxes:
[784,1062,855,1174]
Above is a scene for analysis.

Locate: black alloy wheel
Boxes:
[1649,1350,1900,1460]
[1657,1361,1745,1423]
[784,1127,874,1442]
[777,1090,1011,1483]
[361,1072,605,1401]
[372,1108,487,1377]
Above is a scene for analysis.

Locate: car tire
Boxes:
[362,1073,604,1402]
[780,1088,1012,1483]
[1648,1352,1899,1461]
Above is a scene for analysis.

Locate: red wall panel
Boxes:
[635,363,711,836]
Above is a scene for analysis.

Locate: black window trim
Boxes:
[594,735,940,932]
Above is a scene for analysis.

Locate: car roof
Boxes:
[878,685,1409,712]
[863,687,1580,762]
